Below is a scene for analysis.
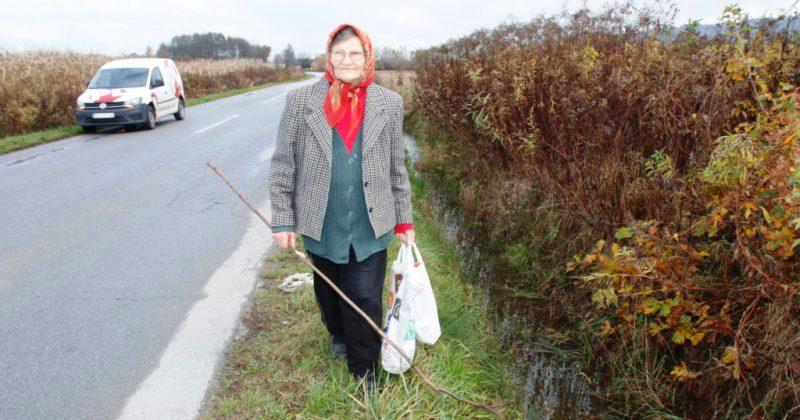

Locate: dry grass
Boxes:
[177,58,303,99]
[200,169,522,418]
[0,50,107,136]
[375,70,416,109]
[0,50,304,138]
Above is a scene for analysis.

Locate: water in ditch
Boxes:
[404,133,599,419]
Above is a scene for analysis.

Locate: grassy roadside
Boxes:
[200,161,522,418]
[0,72,315,156]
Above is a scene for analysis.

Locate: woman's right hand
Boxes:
[273,231,297,251]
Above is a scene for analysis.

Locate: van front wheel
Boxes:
[174,99,185,121]
[144,105,156,130]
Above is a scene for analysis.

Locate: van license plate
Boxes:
[93,112,115,119]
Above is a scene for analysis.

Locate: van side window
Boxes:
[150,68,164,87]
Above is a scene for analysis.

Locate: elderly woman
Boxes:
[268,23,414,391]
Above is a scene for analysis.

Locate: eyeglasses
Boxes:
[331,50,365,63]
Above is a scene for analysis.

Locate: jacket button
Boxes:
[368,207,373,213]
[364,181,368,187]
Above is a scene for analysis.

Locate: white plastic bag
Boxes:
[407,242,441,345]
[380,244,421,374]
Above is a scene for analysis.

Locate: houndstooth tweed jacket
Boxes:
[268,76,413,242]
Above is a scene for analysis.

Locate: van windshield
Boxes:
[88,68,149,89]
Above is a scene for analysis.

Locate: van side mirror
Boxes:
[151,79,164,88]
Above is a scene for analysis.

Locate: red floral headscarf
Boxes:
[323,23,375,145]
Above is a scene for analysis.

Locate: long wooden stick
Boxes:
[206,161,502,417]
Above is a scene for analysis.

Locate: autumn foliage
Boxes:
[411,3,800,416]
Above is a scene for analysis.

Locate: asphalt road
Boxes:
[0,74,318,419]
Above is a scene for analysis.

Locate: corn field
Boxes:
[0,51,303,138]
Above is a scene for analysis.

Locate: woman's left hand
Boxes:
[397,229,415,245]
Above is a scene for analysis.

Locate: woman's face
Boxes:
[329,36,366,83]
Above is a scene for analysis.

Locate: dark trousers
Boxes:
[307,245,387,377]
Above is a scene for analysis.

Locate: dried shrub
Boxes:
[411,2,800,416]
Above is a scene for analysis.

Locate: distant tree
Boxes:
[297,53,313,69]
[375,46,414,70]
[273,54,285,68]
[156,43,169,58]
[156,32,272,61]
[251,45,271,62]
[311,54,327,71]
[282,44,297,68]
[145,46,153,57]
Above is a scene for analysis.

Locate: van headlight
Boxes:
[77,99,87,110]
[124,97,143,108]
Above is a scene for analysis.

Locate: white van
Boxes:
[76,58,185,132]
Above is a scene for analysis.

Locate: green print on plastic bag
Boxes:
[405,319,416,341]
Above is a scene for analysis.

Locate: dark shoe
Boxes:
[330,340,346,359]
[360,369,382,394]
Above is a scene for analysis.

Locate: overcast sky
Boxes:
[0,0,795,58]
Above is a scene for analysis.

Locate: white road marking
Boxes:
[117,199,273,420]
[262,93,286,104]
[194,114,239,134]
